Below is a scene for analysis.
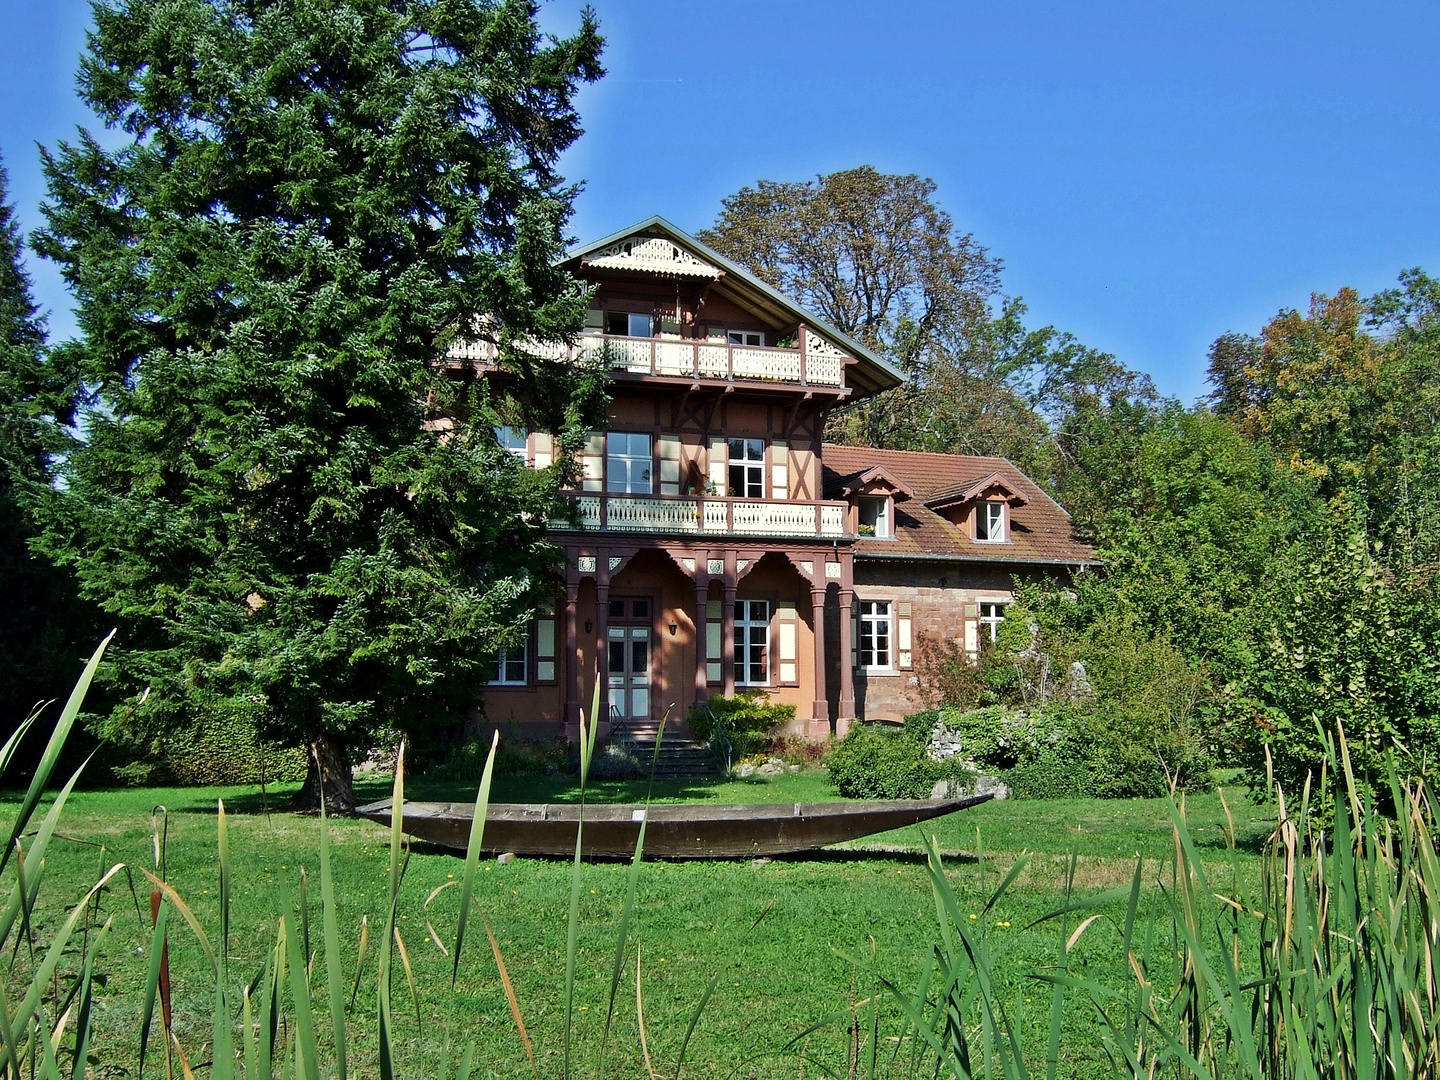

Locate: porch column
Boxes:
[837,587,856,729]
[810,585,829,733]
[563,581,581,733]
[721,566,737,698]
[594,567,610,729]
[693,572,710,708]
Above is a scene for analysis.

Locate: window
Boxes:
[978,602,1006,643]
[606,311,653,337]
[975,500,1006,542]
[495,426,527,460]
[734,600,770,686]
[488,640,527,685]
[858,496,891,537]
[859,600,893,669]
[727,330,765,346]
[728,438,765,498]
[606,432,652,494]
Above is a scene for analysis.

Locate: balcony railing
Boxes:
[449,331,847,388]
[554,493,849,538]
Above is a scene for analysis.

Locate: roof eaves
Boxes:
[564,215,907,392]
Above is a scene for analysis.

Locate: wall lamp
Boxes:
[584,620,593,634]
[668,621,678,636]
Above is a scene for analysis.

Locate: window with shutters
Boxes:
[978,602,1007,642]
[606,432,653,494]
[858,600,893,670]
[734,600,770,687]
[728,438,765,498]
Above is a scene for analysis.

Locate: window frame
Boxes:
[975,500,1007,543]
[726,330,765,346]
[978,601,1007,643]
[606,310,654,338]
[487,634,529,686]
[858,599,894,671]
[495,426,528,462]
[727,437,766,499]
[733,598,772,687]
[857,495,892,538]
[606,431,654,495]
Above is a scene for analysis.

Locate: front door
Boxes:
[607,597,652,722]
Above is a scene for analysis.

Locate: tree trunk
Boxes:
[295,734,357,815]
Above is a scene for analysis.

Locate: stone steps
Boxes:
[627,739,716,780]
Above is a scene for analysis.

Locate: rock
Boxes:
[497,852,516,865]
[758,761,784,776]
[1064,660,1095,702]
[737,762,757,778]
[931,775,1010,801]
[926,723,965,762]
[788,764,801,773]
[752,857,771,868]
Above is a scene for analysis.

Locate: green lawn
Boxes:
[7,769,1276,1079]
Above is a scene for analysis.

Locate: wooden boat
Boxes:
[354,795,992,859]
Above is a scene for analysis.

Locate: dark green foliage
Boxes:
[825,723,969,800]
[0,152,101,745]
[428,733,570,781]
[687,691,796,759]
[113,698,308,785]
[1240,497,1440,803]
[32,0,605,808]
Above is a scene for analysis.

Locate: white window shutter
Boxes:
[771,440,788,500]
[897,602,912,669]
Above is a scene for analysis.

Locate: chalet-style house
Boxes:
[462,218,1098,740]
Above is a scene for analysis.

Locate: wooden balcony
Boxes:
[449,331,848,389]
[554,493,849,538]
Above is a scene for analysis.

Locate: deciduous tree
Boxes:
[34,0,604,810]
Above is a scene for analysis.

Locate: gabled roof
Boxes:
[924,471,1029,510]
[562,216,906,398]
[834,463,916,499]
[823,445,1099,567]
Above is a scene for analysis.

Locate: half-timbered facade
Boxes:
[464,218,1098,739]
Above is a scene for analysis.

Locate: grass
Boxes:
[3,766,1275,1079]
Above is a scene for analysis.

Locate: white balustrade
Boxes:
[448,333,850,388]
[555,493,852,538]
[702,499,730,531]
[604,496,700,533]
[729,500,818,535]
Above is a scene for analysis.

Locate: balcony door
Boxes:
[607,597,652,723]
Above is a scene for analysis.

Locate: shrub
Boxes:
[825,724,971,799]
[113,698,308,785]
[430,734,570,780]
[688,692,796,759]
[906,702,1212,799]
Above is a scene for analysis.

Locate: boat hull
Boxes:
[355,796,992,859]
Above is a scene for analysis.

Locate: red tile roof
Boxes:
[822,445,1099,566]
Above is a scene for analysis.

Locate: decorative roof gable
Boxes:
[582,235,722,279]
[833,464,916,499]
[924,472,1029,511]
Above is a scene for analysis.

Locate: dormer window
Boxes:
[976,500,1006,542]
[606,311,653,337]
[858,495,891,538]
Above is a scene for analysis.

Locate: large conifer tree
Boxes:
[35,0,604,809]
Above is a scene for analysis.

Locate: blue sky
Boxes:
[4,1,1438,405]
